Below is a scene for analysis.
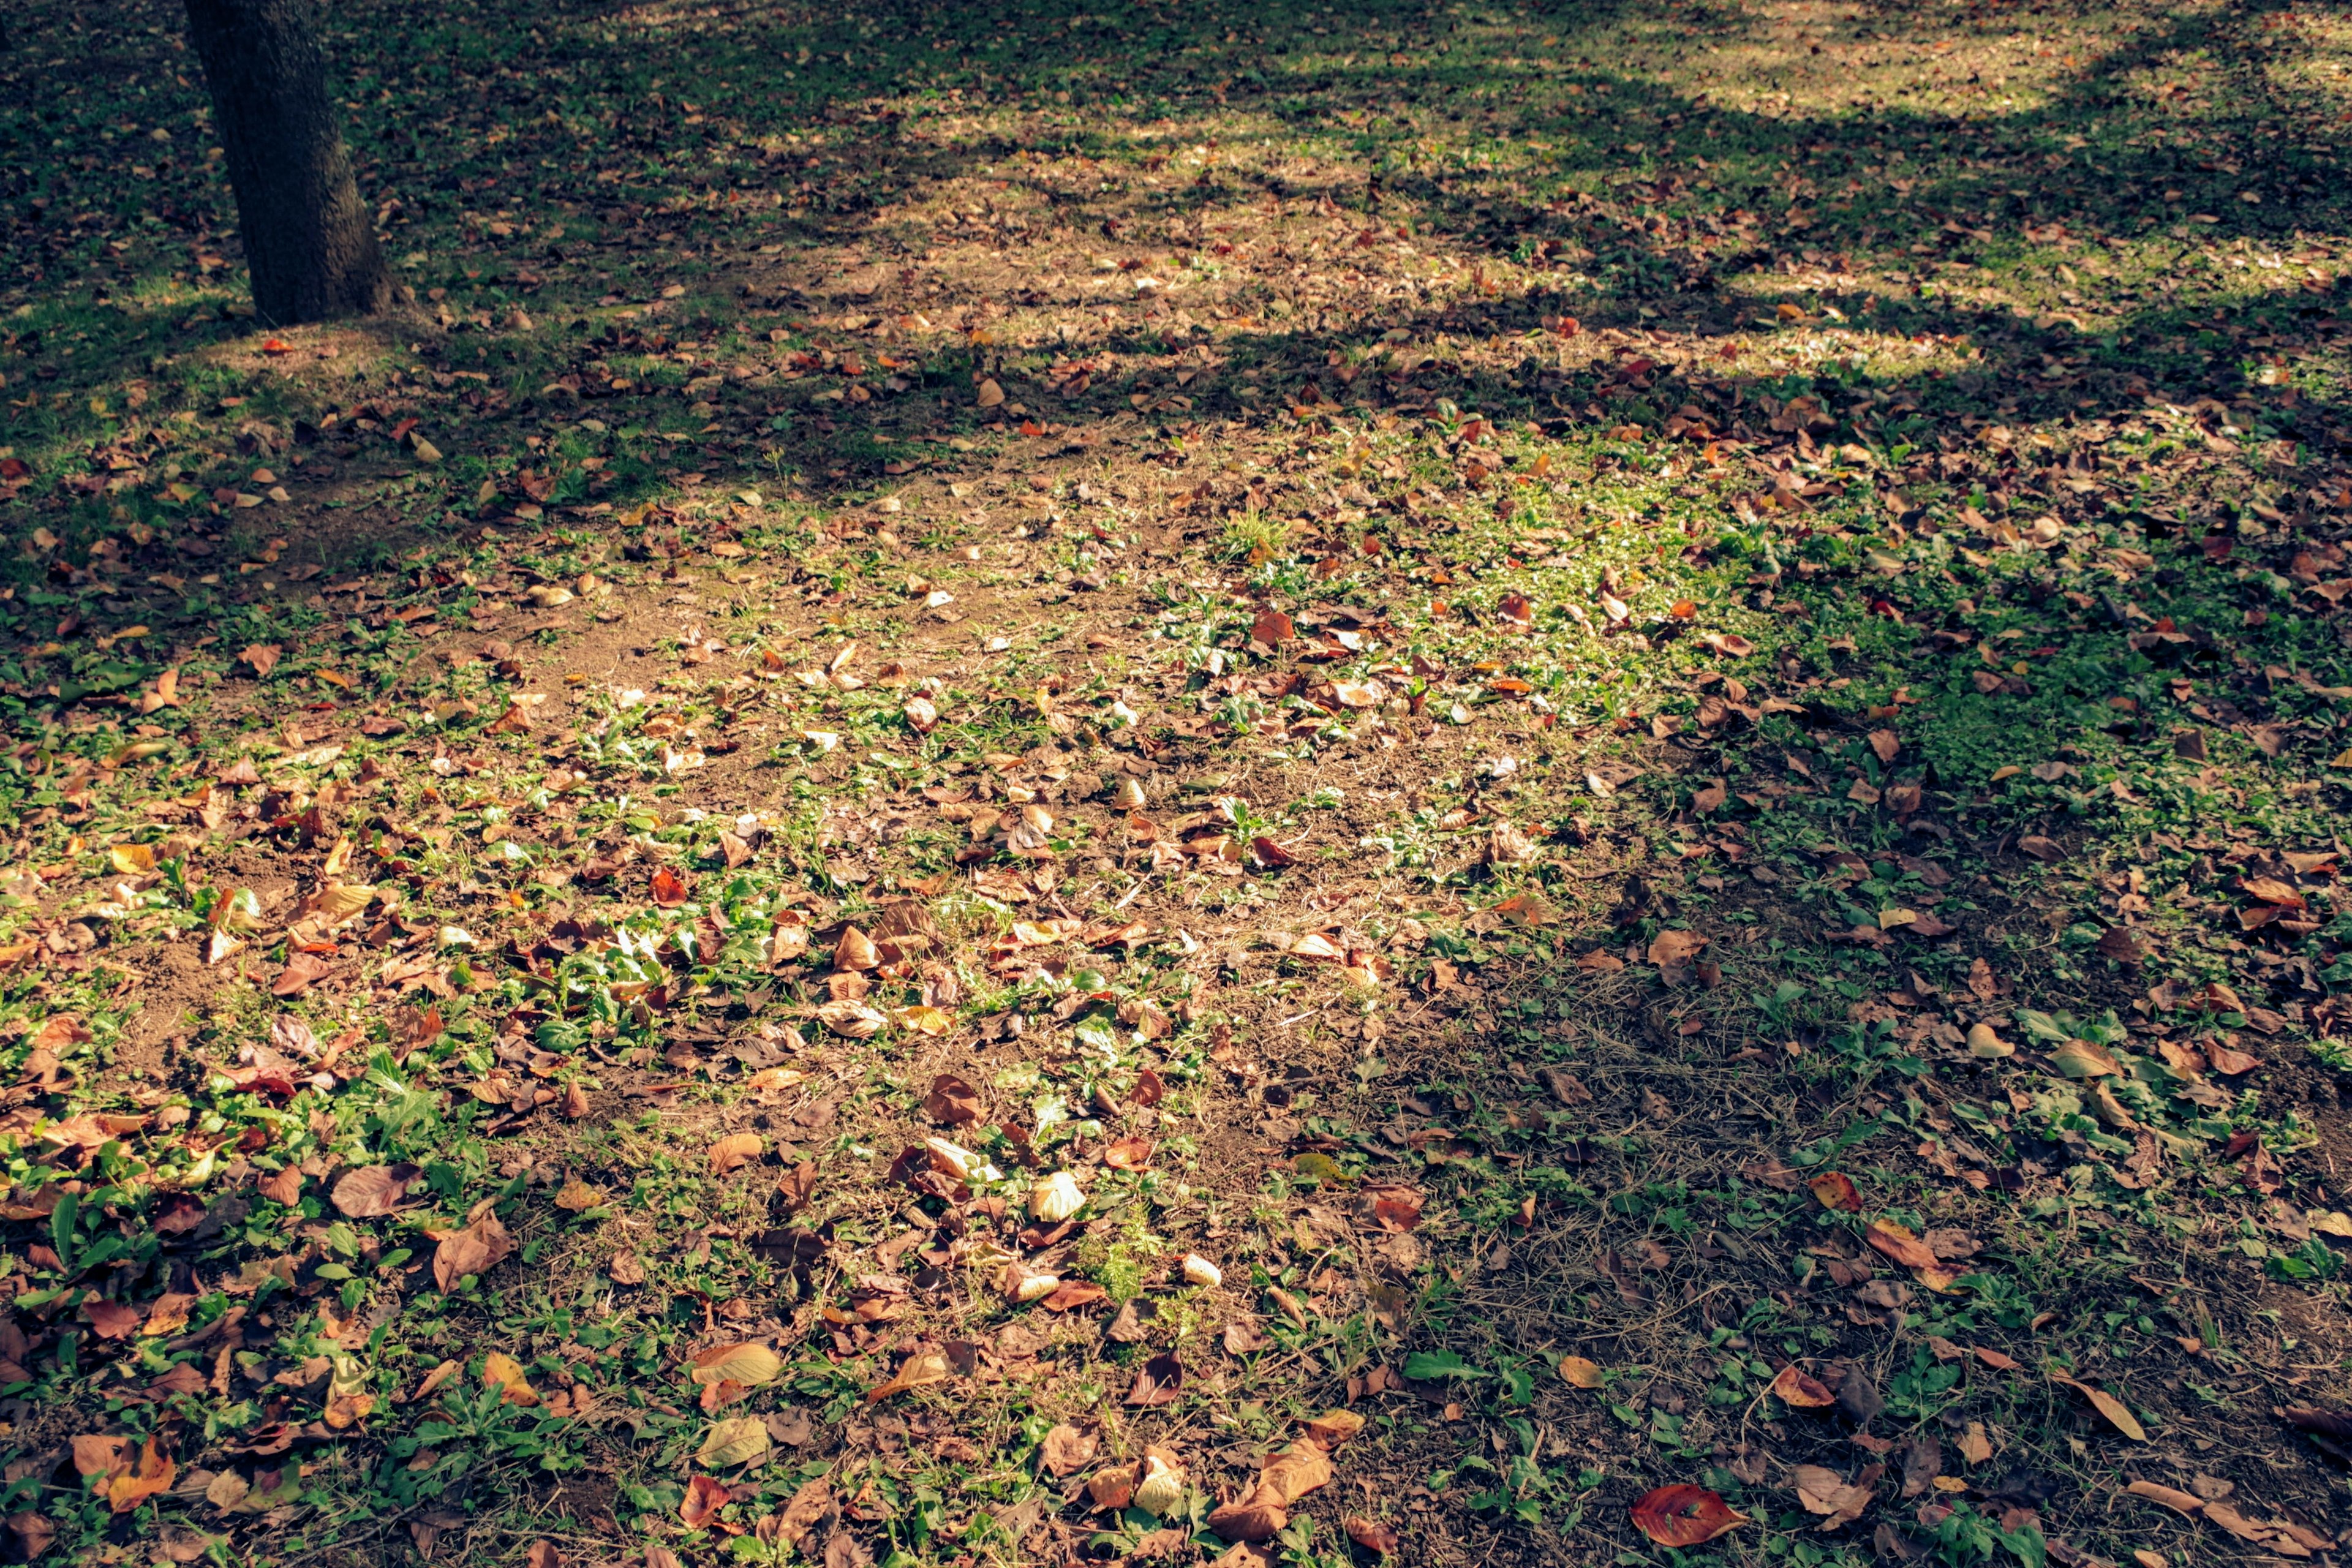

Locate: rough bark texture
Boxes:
[182,0,391,325]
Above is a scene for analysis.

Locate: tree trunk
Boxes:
[181,0,391,325]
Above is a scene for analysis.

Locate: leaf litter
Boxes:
[1,0,2351,1564]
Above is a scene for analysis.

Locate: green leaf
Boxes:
[2015,1009,2070,1044]
[1403,1349,1490,1382]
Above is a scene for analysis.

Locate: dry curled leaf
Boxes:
[1039,1423,1097,1477]
[680,1474,729,1528]
[432,1212,513,1293]
[922,1072,981,1126]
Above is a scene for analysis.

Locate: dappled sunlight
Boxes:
[4,1,2352,1564]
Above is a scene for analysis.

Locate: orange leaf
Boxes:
[680,1474,729,1528]
[1807,1172,1861,1212]
[101,1436,175,1514]
[1770,1363,1838,1409]
[709,1132,764,1175]
[1863,1219,1939,1272]
[650,865,691,907]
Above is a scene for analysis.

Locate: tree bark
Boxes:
[181,0,392,325]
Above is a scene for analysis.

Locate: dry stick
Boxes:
[1561,1281,1735,1343]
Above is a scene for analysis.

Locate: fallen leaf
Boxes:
[709,1131,764,1174]
[1558,1355,1604,1389]
[865,1350,950,1403]
[1344,1517,1399,1556]
[331,1163,420,1219]
[1040,1423,1098,1477]
[99,1436,175,1513]
[680,1474,730,1528]
[922,1073,981,1126]
[690,1343,783,1390]
[1863,1219,1939,1272]
[432,1211,513,1292]
[696,1415,772,1468]
[1630,1485,1747,1547]
[1303,1411,1365,1447]
[2051,1374,2146,1440]
[1772,1363,1838,1409]
[1647,929,1708,968]
[1793,1463,1879,1531]
[1809,1172,1862,1212]
[2125,1480,2204,1518]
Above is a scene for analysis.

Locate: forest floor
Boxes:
[4,0,2352,1566]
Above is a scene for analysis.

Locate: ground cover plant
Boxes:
[3,0,2352,1564]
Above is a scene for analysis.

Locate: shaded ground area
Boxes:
[2,1,2352,1566]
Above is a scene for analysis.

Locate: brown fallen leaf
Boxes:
[2051,1374,2146,1440]
[1793,1463,1880,1531]
[1126,1352,1185,1406]
[922,1072,980,1125]
[331,1163,421,1219]
[432,1211,513,1292]
[1647,929,1708,968]
[99,1436,175,1514]
[1344,1517,1400,1556]
[1039,1423,1097,1478]
[2125,1480,2204,1518]
[1863,1219,1939,1272]
[1302,1411,1364,1447]
[680,1474,729,1528]
[1957,1422,1993,1466]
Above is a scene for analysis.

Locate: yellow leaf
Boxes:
[482,1351,538,1406]
[892,1005,951,1035]
[690,1343,784,1389]
[695,1415,772,1468]
[865,1349,951,1403]
[307,883,374,927]
[2052,1374,2145,1440]
[108,844,156,875]
[554,1180,603,1212]
[1558,1355,1604,1389]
